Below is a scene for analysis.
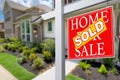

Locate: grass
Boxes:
[0,53,36,80]
[66,74,84,80]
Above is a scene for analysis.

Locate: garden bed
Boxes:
[72,61,120,80]
[6,50,55,74]
[1,38,55,75]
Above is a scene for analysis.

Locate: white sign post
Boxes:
[55,0,65,80]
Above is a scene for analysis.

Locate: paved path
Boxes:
[33,60,79,80]
[0,65,17,80]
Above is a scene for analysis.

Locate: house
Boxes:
[3,0,28,39]
[0,21,4,38]
[34,0,120,57]
[3,0,52,43]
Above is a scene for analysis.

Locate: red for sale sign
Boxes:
[68,6,114,60]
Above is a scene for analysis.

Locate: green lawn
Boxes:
[0,53,36,80]
[66,74,84,80]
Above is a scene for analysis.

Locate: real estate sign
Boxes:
[68,6,114,60]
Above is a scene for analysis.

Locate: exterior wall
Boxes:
[3,2,24,39]
[43,19,55,39]
[14,23,20,39]
[12,9,24,22]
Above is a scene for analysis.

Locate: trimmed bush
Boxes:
[0,38,8,43]
[110,66,118,75]
[18,56,28,64]
[32,58,44,69]
[43,51,52,62]
[0,45,5,52]
[40,39,55,55]
[79,61,91,70]
[22,50,31,57]
[103,58,114,67]
[98,64,108,74]
[23,46,29,50]
[18,47,23,52]
[29,53,38,62]
[31,47,38,53]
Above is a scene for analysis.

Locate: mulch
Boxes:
[72,62,120,80]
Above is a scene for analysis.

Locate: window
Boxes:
[21,20,31,42]
[48,21,52,32]
[26,20,30,33]
[5,11,11,22]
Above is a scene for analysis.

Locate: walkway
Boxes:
[33,60,79,80]
[0,65,17,80]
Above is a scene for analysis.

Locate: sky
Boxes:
[0,0,53,21]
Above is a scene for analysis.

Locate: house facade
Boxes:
[0,21,4,38]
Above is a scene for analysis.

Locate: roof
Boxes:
[36,5,52,12]
[5,0,28,11]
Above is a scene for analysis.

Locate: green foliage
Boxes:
[103,58,114,67]
[79,61,91,70]
[18,47,23,52]
[3,44,8,50]
[10,38,20,42]
[22,50,31,57]
[32,58,44,69]
[29,53,38,62]
[31,47,39,53]
[86,70,91,75]
[98,64,108,74]
[40,39,55,55]
[110,66,118,75]
[0,45,5,52]
[18,56,28,64]
[43,51,52,62]
[0,38,8,43]
[22,46,29,50]
[66,74,84,80]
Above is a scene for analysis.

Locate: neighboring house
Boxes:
[3,0,52,43]
[0,21,4,38]
[3,0,28,39]
[17,5,52,43]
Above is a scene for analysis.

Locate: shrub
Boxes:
[32,58,44,69]
[110,66,118,75]
[18,56,28,64]
[0,45,5,52]
[3,44,8,50]
[103,58,114,67]
[29,53,38,62]
[22,50,31,57]
[98,64,108,74]
[0,38,7,43]
[31,47,38,53]
[79,61,91,70]
[86,70,91,75]
[43,51,52,62]
[22,46,29,50]
[40,39,55,55]
[18,47,23,52]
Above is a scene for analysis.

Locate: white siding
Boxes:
[43,19,55,38]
